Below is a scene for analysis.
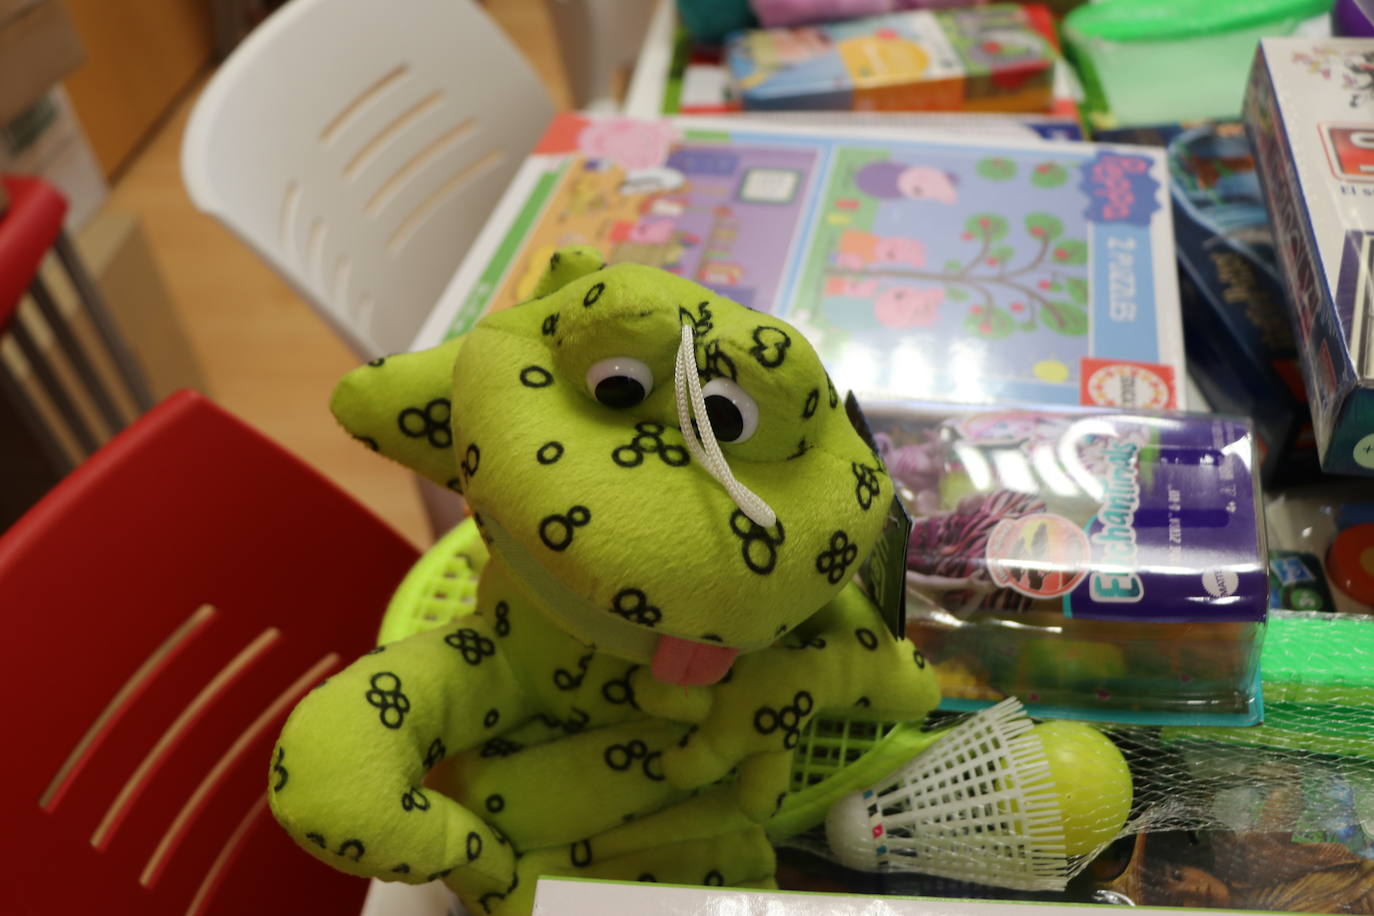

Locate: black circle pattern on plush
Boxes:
[423,737,446,768]
[537,441,564,465]
[461,443,480,481]
[729,510,786,575]
[604,739,648,771]
[852,462,881,510]
[678,301,713,335]
[364,672,410,729]
[539,505,591,551]
[610,587,662,626]
[815,530,859,584]
[753,690,814,750]
[444,627,495,665]
[520,365,554,388]
[271,746,288,791]
[397,398,452,448]
[612,422,689,468]
[400,787,430,812]
[481,737,523,758]
[748,326,791,368]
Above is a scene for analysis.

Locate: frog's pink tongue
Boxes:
[651,634,739,686]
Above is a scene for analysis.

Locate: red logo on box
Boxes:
[1322,123,1374,182]
[1079,358,1175,409]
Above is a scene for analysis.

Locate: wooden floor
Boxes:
[107,0,572,548]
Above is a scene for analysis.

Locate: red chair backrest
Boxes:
[0,175,66,332]
[0,390,419,915]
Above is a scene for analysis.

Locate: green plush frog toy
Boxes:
[269,247,940,914]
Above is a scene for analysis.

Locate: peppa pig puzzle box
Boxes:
[417,114,1185,411]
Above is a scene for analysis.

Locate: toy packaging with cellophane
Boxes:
[864,400,1267,725]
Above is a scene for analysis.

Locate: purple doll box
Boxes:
[866,400,1267,725]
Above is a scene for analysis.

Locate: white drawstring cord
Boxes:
[674,325,777,529]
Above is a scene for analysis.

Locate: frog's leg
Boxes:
[269,616,536,898]
[633,582,941,820]
[434,718,694,852]
[474,786,777,915]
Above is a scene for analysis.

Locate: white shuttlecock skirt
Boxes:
[825,697,1072,891]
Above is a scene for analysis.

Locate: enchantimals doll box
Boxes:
[1245,39,1374,476]
[416,114,1186,414]
[865,400,1268,725]
[723,4,1058,113]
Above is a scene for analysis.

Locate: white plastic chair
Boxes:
[182,0,555,359]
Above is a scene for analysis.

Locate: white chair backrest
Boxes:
[183,0,555,358]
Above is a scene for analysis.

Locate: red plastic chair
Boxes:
[0,174,155,480]
[0,390,419,915]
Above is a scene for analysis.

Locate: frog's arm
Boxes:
[269,618,535,888]
[634,583,940,821]
[327,246,606,485]
[329,335,465,489]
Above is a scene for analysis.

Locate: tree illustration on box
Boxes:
[826,156,1088,339]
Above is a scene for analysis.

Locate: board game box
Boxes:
[723,3,1058,113]
[1096,121,1320,487]
[624,0,1083,134]
[414,113,1181,409]
[417,114,1186,412]
[1245,38,1374,476]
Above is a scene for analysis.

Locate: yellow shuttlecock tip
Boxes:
[1030,720,1132,857]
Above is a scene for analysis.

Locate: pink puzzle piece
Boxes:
[897,166,959,205]
[874,285,944,328]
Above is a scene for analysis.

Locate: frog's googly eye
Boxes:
[700,378,759,443]
[586,357,653,408]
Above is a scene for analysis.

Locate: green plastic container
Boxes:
[1064,0,1330,128]
[376,518,486,646]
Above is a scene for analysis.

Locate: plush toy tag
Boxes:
[845,393,911,639]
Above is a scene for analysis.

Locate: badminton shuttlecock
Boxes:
[824,697,1131,892]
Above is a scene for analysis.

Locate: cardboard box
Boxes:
[1,87,108,230]
[531,877,1275,913]
[1097,121,1321,486]
[0,0,84,126]
[421,113,1187,412]
[725,3,1058,113]
[1245,38,1374,476]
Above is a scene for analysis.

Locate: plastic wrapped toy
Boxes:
[866,400,1268,725]
[266,248,939,914]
